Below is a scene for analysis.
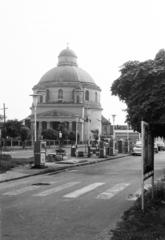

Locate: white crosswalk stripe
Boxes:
[0,180,30,191]
[34,182,80,197]
[63,182,105,198]
[96,183,130,199]
[3,185,41,196]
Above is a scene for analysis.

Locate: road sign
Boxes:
[141,121,154,211]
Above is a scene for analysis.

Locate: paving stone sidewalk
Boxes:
[0,154,129,183]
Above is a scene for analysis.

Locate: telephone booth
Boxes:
[34,140,46,167]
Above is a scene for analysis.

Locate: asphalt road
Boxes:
[1,152,165,240]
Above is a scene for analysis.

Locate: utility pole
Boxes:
[1,103,8,124]
[111,114,116,155]
[0,103,8,149]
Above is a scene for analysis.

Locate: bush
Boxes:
[0,154,12,161]
[0,154,13,170]
[110,181,165,240]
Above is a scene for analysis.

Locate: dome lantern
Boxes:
[58,47,78,66]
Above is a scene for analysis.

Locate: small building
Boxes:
[114,129,140,144]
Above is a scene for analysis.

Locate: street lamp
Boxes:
[75,117,79,147]
[30,94,41,142]
[112,114,116,155]
[127,123,130,153]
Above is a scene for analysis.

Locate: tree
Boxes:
[20,126,31,148]
[111,49,165,137]
[68,132,76,142]
[42,128,58,140]
[2,120,22,139]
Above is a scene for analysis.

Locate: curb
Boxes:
[0,154,130,183]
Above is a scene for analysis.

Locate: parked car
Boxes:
[154,143,158,153]
[156,142,165,151]
[132,141,142,156]
[132,141,159,156]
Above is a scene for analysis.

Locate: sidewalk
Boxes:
[0,154,129,183]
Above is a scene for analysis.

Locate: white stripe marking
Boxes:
[97,183,130,199]
[64,182,105,198]
[0,180,30,191]
[3,186,40,196]
[34,182,80,197]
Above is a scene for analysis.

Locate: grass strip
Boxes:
[110,180,165,240]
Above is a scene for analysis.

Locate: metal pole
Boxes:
[30,93,41,143]
[151,174,154,199]
[34,105,37,142]
[127,124,130,153]
[141,121,144,211]
[112,114,116,155]
[113,125,115,155]
[87,118,90,146]
[1,103,8,149]
[76,118,78,147]
[151,138,154,199]
[82,107,84,143]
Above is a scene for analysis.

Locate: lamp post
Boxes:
[75,117,79,147]
[112,114,116,155]
[127,124,130,153]
[30,94,41,142]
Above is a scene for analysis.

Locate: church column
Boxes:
[81,107,85,142]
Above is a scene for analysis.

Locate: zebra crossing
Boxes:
[63,182,105,198]
[96,183,130,200]
[34,182,80,197]
[0,179,141,201]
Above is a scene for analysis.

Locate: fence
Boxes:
[0,139,73,150]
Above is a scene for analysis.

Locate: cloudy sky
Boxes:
[0,0,164,124]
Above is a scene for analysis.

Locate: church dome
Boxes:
[34,47,100,89]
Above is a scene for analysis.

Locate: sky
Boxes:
[0,0,164,125]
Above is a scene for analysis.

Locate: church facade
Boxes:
[30,47,103,142]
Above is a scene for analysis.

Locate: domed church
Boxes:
[30,47,103,142]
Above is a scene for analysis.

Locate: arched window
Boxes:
[58,89,63,100]
[72,90,75,101]
[85,90,89,101]
[95,92,98,103]
[76,95,80,103]
[40,95,43,103]
[46,89,50,102]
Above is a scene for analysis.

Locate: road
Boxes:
[0,152,165,240]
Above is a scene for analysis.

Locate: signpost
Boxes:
[141,121,154,211]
